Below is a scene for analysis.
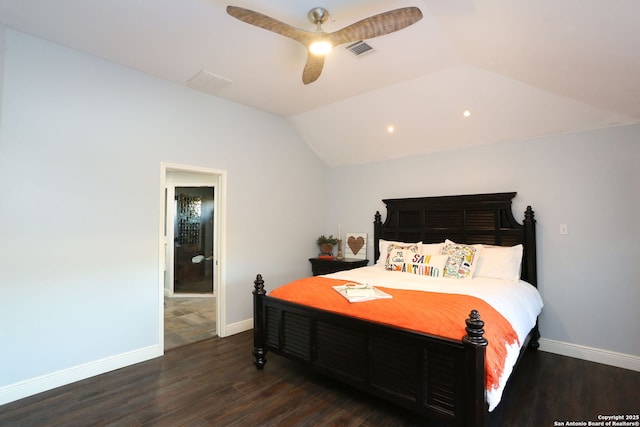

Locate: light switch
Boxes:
[560,224,569,235]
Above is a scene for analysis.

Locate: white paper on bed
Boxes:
[325,266,544,412]
[333,282,392,303]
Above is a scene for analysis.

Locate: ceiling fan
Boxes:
[227,5,423,84]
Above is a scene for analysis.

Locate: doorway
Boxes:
[173,186,214,295]
[160,163,227,351]
[164,171,219,297]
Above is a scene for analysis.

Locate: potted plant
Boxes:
[316,234,339,256]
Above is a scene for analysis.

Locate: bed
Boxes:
[251,192,542,427]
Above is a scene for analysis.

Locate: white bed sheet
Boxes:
[325,266,544,411]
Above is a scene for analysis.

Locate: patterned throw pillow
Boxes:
[441,240,482,279]
[377,239,421,266]
[401,254,448,277]
[385,244,420,271]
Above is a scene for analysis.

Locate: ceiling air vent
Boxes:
[345,40,374,56]
[187,70,232,94]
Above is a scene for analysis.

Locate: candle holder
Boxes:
[336,239,344,260]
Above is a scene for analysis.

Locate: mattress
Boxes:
[324,266,544,411]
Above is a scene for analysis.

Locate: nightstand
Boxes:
[309,258,369,276]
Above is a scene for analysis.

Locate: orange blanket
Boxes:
[270,276,519,390]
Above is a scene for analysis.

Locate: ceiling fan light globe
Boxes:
[309,40,332,55]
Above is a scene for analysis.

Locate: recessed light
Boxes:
[463,110,471,118]
[387,125,395,133]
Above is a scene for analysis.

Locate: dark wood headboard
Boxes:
[373,192,537,286]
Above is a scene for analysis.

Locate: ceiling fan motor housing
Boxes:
[308,7,330,26]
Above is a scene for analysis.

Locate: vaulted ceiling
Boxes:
[1,0,639,167]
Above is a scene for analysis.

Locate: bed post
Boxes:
[462,310,488,427]
[523,206,537,287]
[523,206,541,349]
[252,274,267,370]
[373,211,382,263]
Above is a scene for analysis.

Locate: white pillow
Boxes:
[441,239,483,279]
[420,242,443,255]
[376,239,422,266]
[474,244,523,281]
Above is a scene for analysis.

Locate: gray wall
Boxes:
[326,126,640,357]
[0,29,326,390]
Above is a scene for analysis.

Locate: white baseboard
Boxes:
[223,327,640,372]
[1,317,252,406]
[221,318,253,337]
[15,329,635,408]
[0,345,162,406]
[539,338,640,372]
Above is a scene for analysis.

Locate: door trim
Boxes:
[159,162,228,350]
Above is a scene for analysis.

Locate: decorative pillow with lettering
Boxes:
[384,244,420,271]
[377,239,421,267]
[401,254,448,277]
[441,239,482,279]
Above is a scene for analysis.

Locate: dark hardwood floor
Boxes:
[1,331,638,426]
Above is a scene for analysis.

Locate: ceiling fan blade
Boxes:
[302,53,325,85]
[328,7,423,46]
[227,6,315,46]
[228,5,422,85]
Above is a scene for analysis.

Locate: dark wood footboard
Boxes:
[253,274,490,427]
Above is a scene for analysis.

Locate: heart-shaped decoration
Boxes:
[347,236,365,256]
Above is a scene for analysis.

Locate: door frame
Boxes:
[159,162,228,348]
